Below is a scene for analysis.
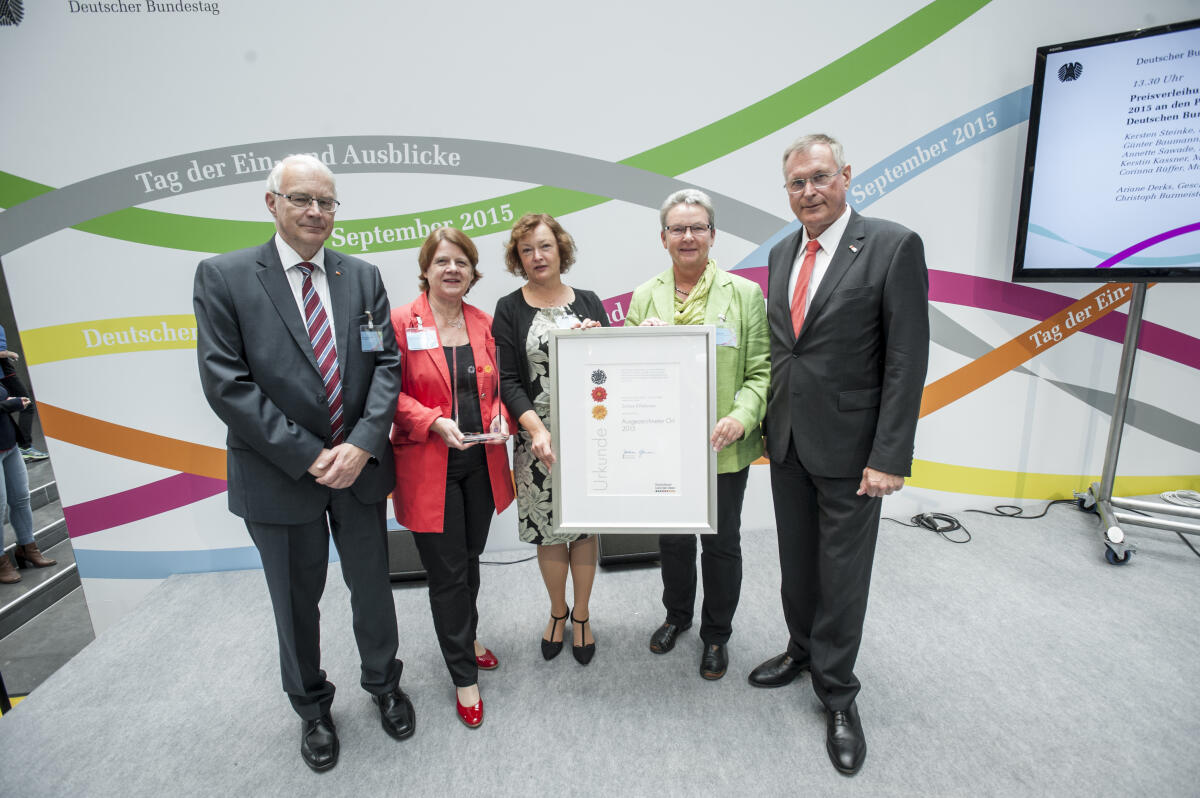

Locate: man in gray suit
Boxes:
[750,134,929,776]
[194,154,413,772]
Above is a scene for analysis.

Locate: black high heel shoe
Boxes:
[541,610,568,661]
[571,614,595,665]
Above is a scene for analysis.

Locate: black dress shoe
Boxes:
[699,643,727,680]
[541,611,568,661]
[826,702,867,776]
[747,652,809,687]
[571,614,595,665]
[300,714,338,772]
[374,687,416,740]
[648,621,691,654]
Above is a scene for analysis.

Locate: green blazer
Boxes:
[625,263,769,474]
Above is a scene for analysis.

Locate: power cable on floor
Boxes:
[1160,489,1200,508]
[1158,491,1200,559]
[963,497,1200,561]
[883,512,971,543]
[1172,532,1200,560]
[964,498,1077,520]
[884,499,1080,546]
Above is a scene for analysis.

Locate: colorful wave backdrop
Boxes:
[2,0,1198,630]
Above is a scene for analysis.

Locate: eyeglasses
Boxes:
[272,191,340,212]
[664,224,713,238]
[784,173,838,194]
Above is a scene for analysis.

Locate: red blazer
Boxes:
[390,293,515,532]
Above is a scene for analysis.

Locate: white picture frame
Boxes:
[549,325,717,536]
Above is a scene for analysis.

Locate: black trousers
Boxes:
[659,466,750,645]
[412,453,495,687]
[246,490,402,721]
[769,438,881,711]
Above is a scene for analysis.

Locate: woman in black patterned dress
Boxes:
[492,213,609,665]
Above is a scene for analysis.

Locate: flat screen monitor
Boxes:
[1013,18,1200,282]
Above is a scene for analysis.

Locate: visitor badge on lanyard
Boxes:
[406,316,438,350]
[360,310,383,352]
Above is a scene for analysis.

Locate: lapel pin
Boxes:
[335,270,342,276]
[849,244,858,253]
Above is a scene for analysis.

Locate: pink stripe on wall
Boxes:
[64,472,228,537]
[608,267,1198,369]
[928,271,1200,371]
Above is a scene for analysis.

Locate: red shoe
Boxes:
[456,697,484,729]
[475,648,499,670]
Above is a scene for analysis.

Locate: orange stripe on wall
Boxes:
[39,403,226,480]
[920,283,1135,417]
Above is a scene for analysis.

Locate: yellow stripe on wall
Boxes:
[22,315,198,365]
[752,457,1198,500]
[909,459,1198,499]
[18,317,1200,503]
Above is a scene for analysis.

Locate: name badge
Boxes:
[556,313,581,329]
[715,327,738,347]
[406,328,438,350]
[360,326,383,352]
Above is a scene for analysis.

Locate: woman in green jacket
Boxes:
[625,188,770,681]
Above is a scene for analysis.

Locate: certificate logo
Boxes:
[589,378,609,491]
[0,0,24,25]
[1057,61,1083,82]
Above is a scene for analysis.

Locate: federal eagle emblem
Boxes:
[1057,61,1083,82]
[0,0,24,26]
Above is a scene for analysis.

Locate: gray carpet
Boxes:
[1,502,1197,797]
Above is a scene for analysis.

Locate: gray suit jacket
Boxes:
[194,240,401,524]
[764,210,929,478]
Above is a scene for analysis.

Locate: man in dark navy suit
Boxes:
[752,134,929,776]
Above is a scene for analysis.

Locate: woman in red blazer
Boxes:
[391,228,514,729]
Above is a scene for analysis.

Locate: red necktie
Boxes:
[296,262,344,446]
[790,239,821,337]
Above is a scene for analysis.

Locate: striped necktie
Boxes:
[296,262,344,446]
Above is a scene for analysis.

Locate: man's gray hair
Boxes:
[659,188,715,229]
[781,133,845,176]
[266,154,337,194]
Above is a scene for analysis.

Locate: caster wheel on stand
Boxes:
[1104,546,1133,566]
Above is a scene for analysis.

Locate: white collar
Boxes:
[274,233,326,271]
[802,204,852,253]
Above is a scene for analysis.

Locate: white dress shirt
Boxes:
[274,234,337,346]
[787,204,853,309]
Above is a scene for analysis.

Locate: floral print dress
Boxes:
[512,307,586,545]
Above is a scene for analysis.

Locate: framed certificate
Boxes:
[549,325,717,536]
